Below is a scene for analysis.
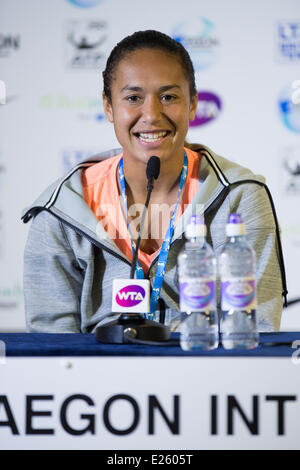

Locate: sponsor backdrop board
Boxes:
[0,0,299,331]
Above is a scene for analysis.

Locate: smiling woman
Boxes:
[22,30,284,333]
[103,48,197,180]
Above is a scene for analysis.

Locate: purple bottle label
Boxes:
[221,277,257,310]
[179,279,216,311]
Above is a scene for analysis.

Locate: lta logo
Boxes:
[277,21,300,62]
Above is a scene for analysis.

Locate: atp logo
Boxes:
[278,82,300,133]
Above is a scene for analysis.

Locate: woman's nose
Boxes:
[141,96,162,124]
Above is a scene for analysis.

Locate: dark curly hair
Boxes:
[103,30,197,103]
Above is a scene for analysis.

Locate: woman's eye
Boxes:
[126,95,141,103]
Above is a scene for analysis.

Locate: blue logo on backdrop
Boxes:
[171,18,220,71]
[67,0,102,7]
[278,83,300,134]
[66,20,108,69]
[277,21,300,62]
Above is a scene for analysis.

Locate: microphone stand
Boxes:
[130,175,154,279]
[95,168,171,344]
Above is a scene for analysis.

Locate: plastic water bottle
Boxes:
[219,213,259,349]
[178,215,218,351]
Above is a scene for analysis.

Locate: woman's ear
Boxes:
[189,93,198,122]
[103,92,114,123]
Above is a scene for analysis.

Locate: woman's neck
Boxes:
[118,151,186,252]
[122,153,184,203]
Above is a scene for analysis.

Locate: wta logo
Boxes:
[190,91,222,127]
[116,285,145,308]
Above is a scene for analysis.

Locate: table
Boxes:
[0,332,300,450]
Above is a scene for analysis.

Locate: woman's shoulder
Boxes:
[185,142,266,184]
[81,152,122,187]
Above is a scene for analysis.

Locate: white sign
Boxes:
[0,357,299,450]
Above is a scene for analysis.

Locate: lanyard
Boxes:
[118,152,188,318]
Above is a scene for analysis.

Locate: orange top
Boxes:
[82,148,201,274]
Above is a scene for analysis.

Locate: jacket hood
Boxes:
[22,144,265,252]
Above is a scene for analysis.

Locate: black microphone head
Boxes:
[146,156,160,180]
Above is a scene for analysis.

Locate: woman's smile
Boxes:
[133,129,171,147]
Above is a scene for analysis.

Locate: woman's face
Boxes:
[103,48,198,167]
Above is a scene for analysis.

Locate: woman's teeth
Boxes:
[138,131,168,142]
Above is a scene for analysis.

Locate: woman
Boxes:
[22,30,285,333]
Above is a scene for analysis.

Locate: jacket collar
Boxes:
[22,144,259,254]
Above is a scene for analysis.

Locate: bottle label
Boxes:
[179,278,216,312]
[221,277,257,310]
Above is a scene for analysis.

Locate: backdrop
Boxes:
[0,0,299,331]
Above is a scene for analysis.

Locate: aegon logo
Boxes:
[116,285,145,308]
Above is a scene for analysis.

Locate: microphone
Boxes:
[95,155,170,344]
[130,156,160,279]
[146,155,160,188]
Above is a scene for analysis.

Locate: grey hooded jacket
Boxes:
[22,145,286,333]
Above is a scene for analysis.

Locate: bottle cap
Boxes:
[186,214,207,238]
[225,213,246,236]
